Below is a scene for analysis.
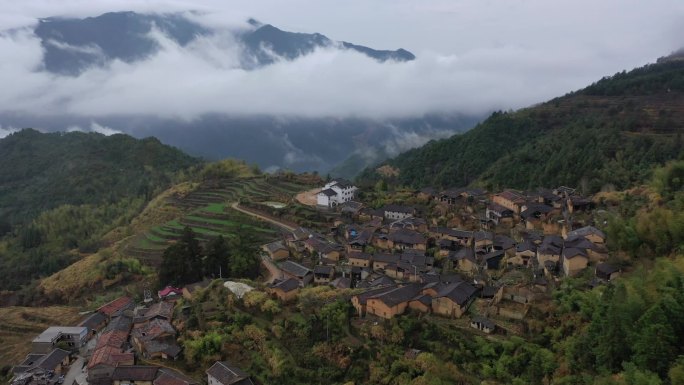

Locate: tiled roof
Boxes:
[313,265,334,276]
[88,346,134,369]
[78,312,107,330]
[98,296,134,317]
[154,368,199,385]
[388,229,426,245]
[206,361,254,385]
[96,329,129,350]
[436,281,478,306]
[112,366,159,381]
[278,260,312,278]
[270,278,300,293]
[370,284,423,307]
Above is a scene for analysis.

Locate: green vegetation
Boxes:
[360,59,684,193]
[0,129,199,225]
[158,226,260,287]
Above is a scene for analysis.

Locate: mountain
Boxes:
[34,11,414,75]
[0,129,199,225]
[359,57,684,193]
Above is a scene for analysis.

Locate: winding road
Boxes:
[229,202,296,232]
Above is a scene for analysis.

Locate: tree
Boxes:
[204,235,229,278]
[228,226,260,278]
[158,226,203,286]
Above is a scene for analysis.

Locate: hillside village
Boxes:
[7,175,624,385]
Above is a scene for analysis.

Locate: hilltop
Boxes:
[0,129,199,225]
[359,58,684,193]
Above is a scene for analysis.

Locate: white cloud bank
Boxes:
[0,0,682,120]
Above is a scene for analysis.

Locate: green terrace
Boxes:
[124,176,316,265]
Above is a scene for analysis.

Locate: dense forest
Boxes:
[358,58,684,193]
[0,129,199,225]
[0,129,200,290]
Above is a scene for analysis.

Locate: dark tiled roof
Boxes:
[271,278,300,293]
[388,229,426,245]
[104,314,132,333]
[34,349,69,371]
[493,234,516,250]
[373,253,400,264]
[563,247,588,259]
[516,240,537,253]
[155,368,199,385]
[206,361,254,385]
[314,265,334,276]
[487,202,513,214]
[383,204,415,214]
[568,226,606,240]
[369,276,396,287]
[264,241,287,253]
[437,281,478,306]
[473,231,493,242]
[112,366,159,381]
[497,190,526,204]
[370,284,423,307]
[354,285,397,304]
[411,294,432,306]
[348,252,371,260]
[278,260,312,278]
[331,179,355,189]
[79,311,107,330]
[596,263,620,275]
[471,316,495,329]
[330,277,351,289]
[319,188,337,197]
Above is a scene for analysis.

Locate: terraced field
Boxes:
[0,306,81,366]
[123,176,316,265]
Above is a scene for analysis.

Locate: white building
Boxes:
[316,179,358,207]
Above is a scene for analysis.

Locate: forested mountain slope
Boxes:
[0,129,200,226]
[359,57,684,192]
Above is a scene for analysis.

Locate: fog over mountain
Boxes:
[0,1,682,174]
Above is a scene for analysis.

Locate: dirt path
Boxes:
[295,187,320,206]
[230,202,296,232]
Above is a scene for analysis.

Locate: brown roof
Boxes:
[206,361,254,385]
[88,346,134,369]
[497,190,526,204]
[98,296,134,317]
[154,368,199,385]
[112,366,159,381]
[96,329,129,350]
[388,229,426,245]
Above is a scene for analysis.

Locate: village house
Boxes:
[261,240,289,261]
[520,204,554,229]
[492,190,527,215]
[277,260,313,286]
[98,296,135,320]
[206,361,255,385]
[154,368,199,385]
[470,316,496,334]
[313,265,335,284]
[31,326,88,354]
[474,231,494,250]
[131,319,181,360]
[382,204,416,220]
[562,248,589,276]
[78,311,108,338]
[416,187,437,201]
[13,348,71,376]
[486,203,514,226]
[437,188,465,205]
[268,278,300,302]
[304,237,342,261]
[134,301,174,324]
[316,179,358,207]
[408,294,432,314]
[595,263,621,281]
[431,281,479,319]
[388,229,427,251]
[348,252,372,268]
[567,226,606,244]
[112,366,160,385]
[88,346,135,385]
[351,285,398,317]
[389,216,428,233]
[366,284,424,319]
[347,228,374,252]
[452,248,480,274]
[482,250,505,270]
[157,286,183,301]
[372,253,400,271]
[510,240,537,267]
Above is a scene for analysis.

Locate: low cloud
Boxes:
[0,125,19,139]
[66,121,122,136]
[0,1,682,121]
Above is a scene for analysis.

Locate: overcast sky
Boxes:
[0,0,683,122]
